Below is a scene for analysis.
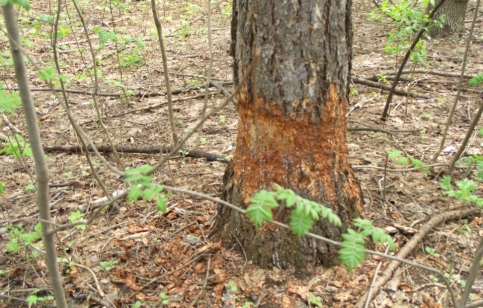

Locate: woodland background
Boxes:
[0,0,483,307]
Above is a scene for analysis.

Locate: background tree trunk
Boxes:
[211,0,364,276]
[428,0,469,37]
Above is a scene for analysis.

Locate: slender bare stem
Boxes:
[194,0,214,150]
[3,3,68,307]
[151,0,179,146]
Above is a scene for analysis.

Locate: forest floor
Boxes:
[1,0,483,307]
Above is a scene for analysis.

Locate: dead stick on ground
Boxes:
[352,77,429,99]
[364,246,390,308]
[43,144,230,163]
[189,256,211,308]
[348,120,420,134]
[348,126,420,134]
[355,207,480,308]
[74,263,105,297]
[21,82,232,98]
[373,70,474,79]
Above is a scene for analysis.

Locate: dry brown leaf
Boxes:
[333,266,350,284]
[472,216,483,225]
[281,293,293,307]
[194,262,205,274]
[68,266,78,279]
[213,267,227,282]
[422,293,442,308]
[213,283,224,303]
[333,290,351,302]
[210,255,225,268]
[287,284,307,298]
[8,267,25,278]
[166,211,178,220]
[399,283,413,293]
[135,293,150,301]
[125,273,141,291]
[127,222,154,233]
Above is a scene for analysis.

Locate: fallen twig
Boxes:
[74,263,105,297]
[189,256,211,308]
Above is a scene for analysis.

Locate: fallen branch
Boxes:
[348,126,420,134]
[374,70,475,80]
[18,81,232,98]
[352,77,429,99]
[355,207,480,308]
[208,80,235,103]
[43,144,230,163]
[352,163,448,171]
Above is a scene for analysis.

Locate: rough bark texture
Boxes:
[428,0,469,38]
[211,0,363,276]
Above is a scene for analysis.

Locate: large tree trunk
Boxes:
[211,0,363,276]
[428,0,469,38]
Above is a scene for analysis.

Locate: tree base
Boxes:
[210,94,364,275]
[428,0,468,38]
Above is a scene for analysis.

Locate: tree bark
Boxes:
[428,0,469,38]
[211,0,364,276]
